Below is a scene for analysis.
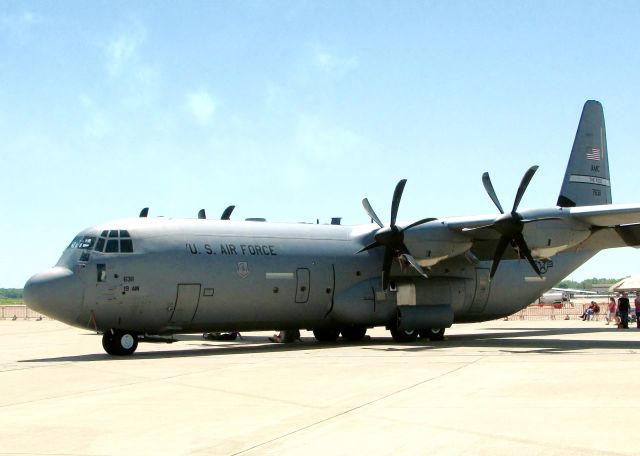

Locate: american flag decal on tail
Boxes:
[586,147,601,161]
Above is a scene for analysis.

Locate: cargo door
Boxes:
[170,284,201,324]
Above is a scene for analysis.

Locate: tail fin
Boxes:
[557,100,611,207]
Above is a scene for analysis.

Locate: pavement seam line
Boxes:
[227,358,482,456]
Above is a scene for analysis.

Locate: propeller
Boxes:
[479,165,542,279]
[358,179,436,290]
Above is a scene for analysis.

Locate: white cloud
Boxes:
[296,114,370,160]
[185,90,217,126]
[105,21,146,77]
[311,46,358,78]
[79,95,111,139]
[0,10,43,43]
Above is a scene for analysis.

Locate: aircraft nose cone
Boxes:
[24,267,81,322]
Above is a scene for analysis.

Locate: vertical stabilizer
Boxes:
[557,100,611,207]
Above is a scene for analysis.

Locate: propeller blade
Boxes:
[512,165,539,213]
[220,205,235,220]
[482,172,504,214]
[139,207,149,218]
[356,241,381,254]
[401,217,437,232]
[490,236,511,279]
[362,198,384,228]
[400,252,429,279]
[381,247,395,290]
[198,209,206,219]
[513,232,542,277]
[390,179,407,228]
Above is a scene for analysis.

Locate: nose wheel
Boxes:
[102,329,139,356]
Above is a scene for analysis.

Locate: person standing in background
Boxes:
[618,293,631,329]
[634,293,640,329]
[606,297,617,325]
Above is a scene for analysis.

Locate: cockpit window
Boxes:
[105,239,119,253]
[92,229,135,253]
[120,239,133,252]
[67,236,96,250]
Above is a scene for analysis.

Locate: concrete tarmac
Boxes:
[1,319,639,456]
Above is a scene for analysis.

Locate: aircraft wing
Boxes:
[569,203,640,227]
[403,203,640,265]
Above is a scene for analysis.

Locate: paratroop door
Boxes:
[170,284,201,324]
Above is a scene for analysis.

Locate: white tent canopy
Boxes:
[608,275,640,292]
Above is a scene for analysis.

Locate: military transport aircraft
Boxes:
[24,100,640,355]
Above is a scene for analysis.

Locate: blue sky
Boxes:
[2,1,640,288]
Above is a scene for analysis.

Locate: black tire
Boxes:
[341,325,367,341]
[102,329,138,356]
[313,328,340,342]
[420,328,445,341]
[390,327,419,342]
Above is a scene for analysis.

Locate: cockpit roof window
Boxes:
[120,230,130,238]
[108,230,119,238]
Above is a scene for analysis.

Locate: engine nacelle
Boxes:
[523,219,591,258]
[403,225,473,267]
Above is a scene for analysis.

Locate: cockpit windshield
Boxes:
[92,229,134,253]
[67,236,96,250]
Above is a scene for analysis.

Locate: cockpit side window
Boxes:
[94,237,106,252]
[67,235,96,250]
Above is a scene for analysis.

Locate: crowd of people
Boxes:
[581,292,640,329]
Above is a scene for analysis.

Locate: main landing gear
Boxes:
[390,327,446,342]
[102,329,139,356]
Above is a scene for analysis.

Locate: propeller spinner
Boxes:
[358,179,435,290]
[480,165,542,279]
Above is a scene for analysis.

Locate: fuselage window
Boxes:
[105,239,119,253]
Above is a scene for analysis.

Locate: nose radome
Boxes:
[24,267,80,322]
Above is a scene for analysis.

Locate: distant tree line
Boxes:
[556,277,623,290]
[0,288,23,299]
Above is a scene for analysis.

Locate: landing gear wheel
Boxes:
[341,325,367,341]
[419,328,445,341]
[313,328,341,342]
[390,327,419,342]
[102,329,139,356]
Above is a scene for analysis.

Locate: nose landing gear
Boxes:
[102,329,139,356]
